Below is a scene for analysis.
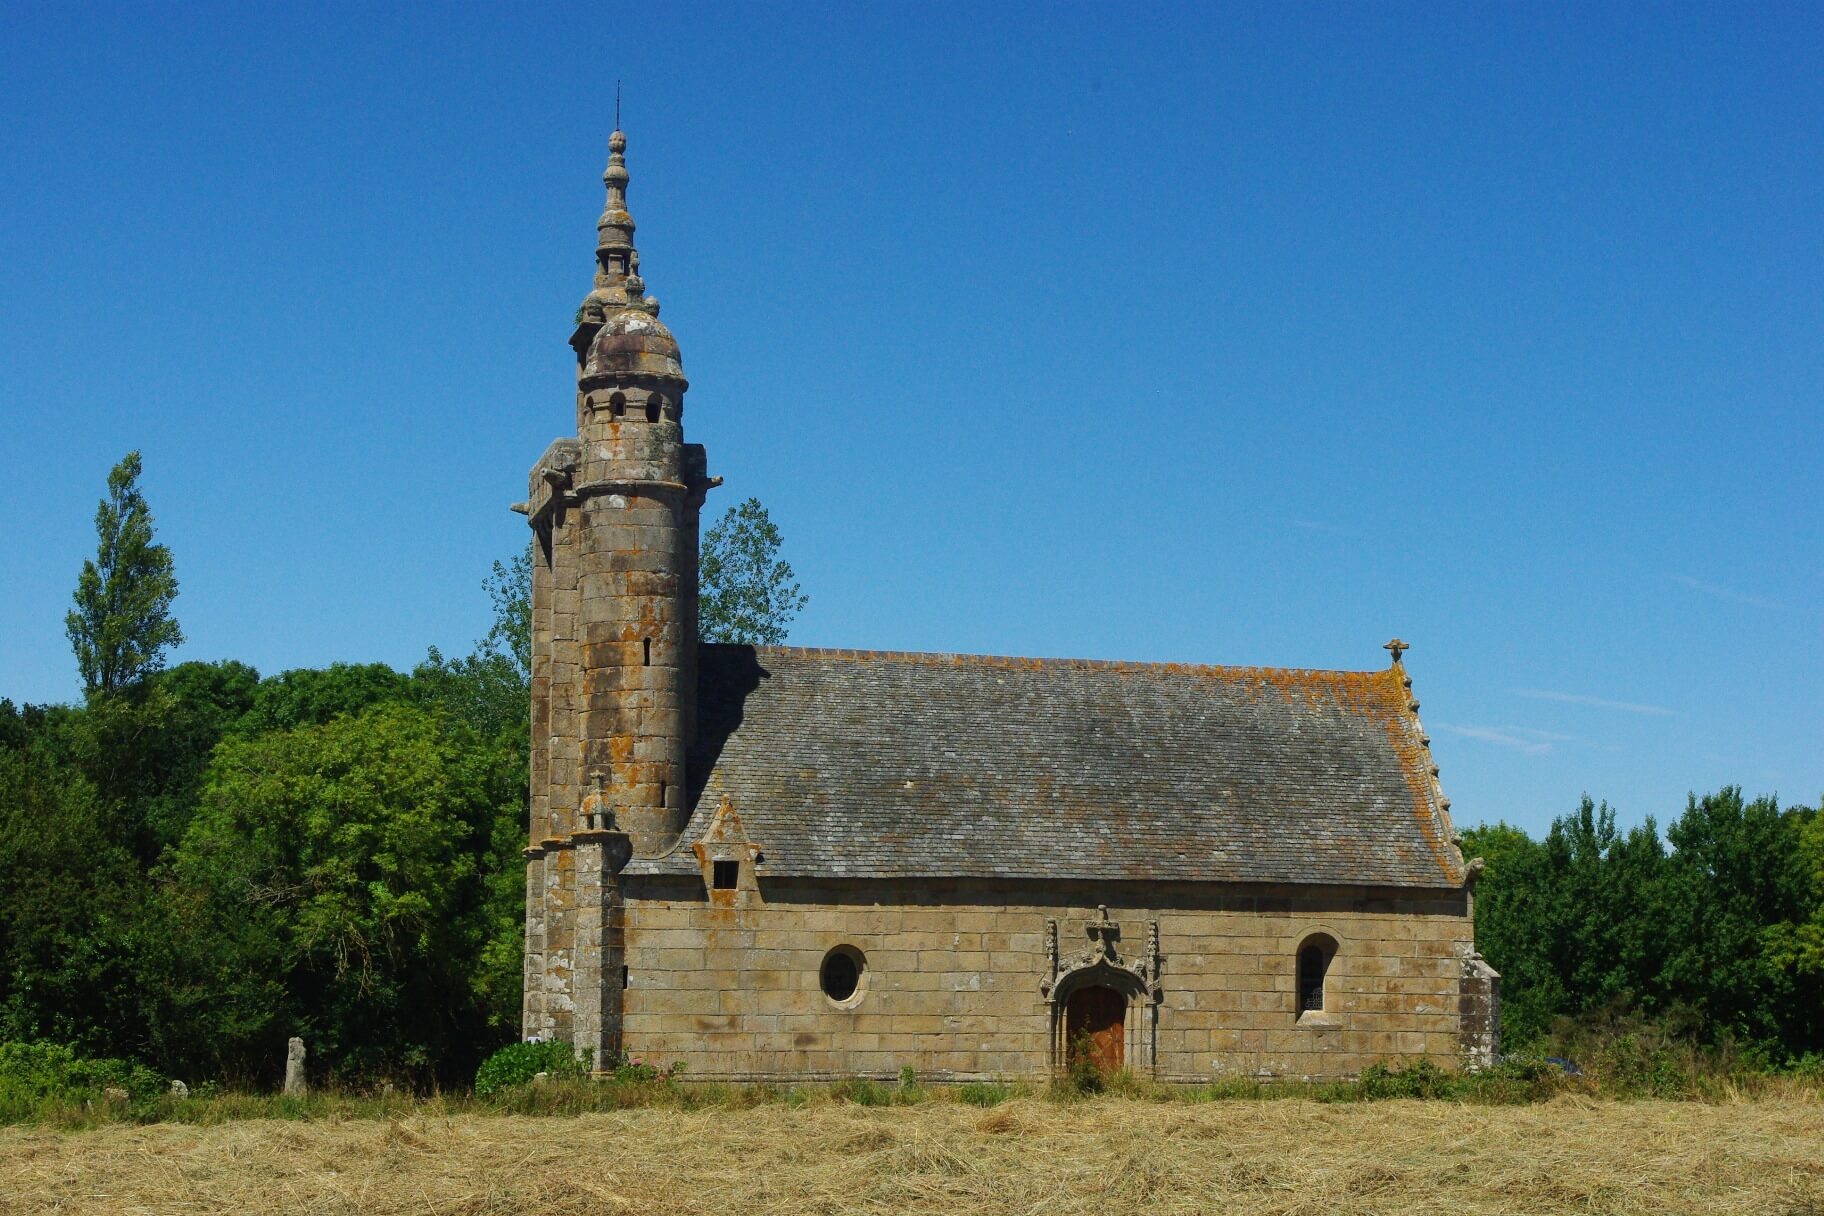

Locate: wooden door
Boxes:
[1065,985,1126,1074]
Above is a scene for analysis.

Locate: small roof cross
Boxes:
[1384,638,1410,665]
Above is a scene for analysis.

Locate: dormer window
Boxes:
[712,860,738,890]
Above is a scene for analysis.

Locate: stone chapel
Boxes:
[516,130,1499,1082]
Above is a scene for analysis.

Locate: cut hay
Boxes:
[2,1095,1820,1215]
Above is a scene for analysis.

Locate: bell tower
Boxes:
[519,129,717,1059]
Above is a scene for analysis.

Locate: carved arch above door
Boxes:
[1041,906,1161,1073]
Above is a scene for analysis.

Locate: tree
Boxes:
[1763,801,1824,1043]
[158,703,523,1083]
[415,544,534,742]
[66,451,184,696]
[1658,788,1812,1053]
[0,722,143,1054]
[481,544,531,681]
[77,660,262,864]
[700,497,809,645]
[1459,821,1563,1046]
[236,662,413,737]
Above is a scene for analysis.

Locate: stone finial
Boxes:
[1384,638,1410,666]
[577,127,651,327]
[283,1037,307,1096]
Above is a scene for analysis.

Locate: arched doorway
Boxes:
[1064,985,1126,1074]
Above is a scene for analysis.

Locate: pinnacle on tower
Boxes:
[573,130,658,355]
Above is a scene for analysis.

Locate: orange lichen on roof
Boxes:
[756,644,1383,688]
[744,644,1469,887]
[656,644,1471,889]
[1369,665,1465,886]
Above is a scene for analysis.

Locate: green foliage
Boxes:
[1055,1031,1108,1097]
[79,661,263,863]
[482,545,532,682]
[1764,805,1824,991]
[413,648,528,744]
[1658,789,1816,1052]
[0,1041,164,1121]
[827,1077,897,1106]
[1463,800,1668,1046]
[473,1039,586,1096]
[1465,788,1823,1063]
[410,543,534,745]
[0,742,141,1052]
[156,702,524,1084]
[1355,1059,1451,1100]
[236,663,414,736]
[957,1081,1016,1106]
[613,1054,682,1082]
[66,451,184,697]
[700,498,808,645]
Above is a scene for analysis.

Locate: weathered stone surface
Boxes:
[283,1038,307,1096]
[519,131,1487,1083]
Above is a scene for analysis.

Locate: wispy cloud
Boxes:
[1512,688,1677,717]
[1435,724,1556,756]
[1670,574,1785,611]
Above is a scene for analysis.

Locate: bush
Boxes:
[473,1040,586,1097]
[611,1056,682,1083]
[1585,1032,1694,1098]
[0,1041,165,1120]
[1053,1031,1108,1098]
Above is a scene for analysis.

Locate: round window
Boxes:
[820,945,865,1005]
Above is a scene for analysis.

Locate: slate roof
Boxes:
[626,646,1465,889]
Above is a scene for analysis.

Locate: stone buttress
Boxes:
[517,129,716,1064]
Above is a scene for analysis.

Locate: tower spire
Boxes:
[573,127,657,354]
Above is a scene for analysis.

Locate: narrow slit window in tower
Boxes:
[643,637,652,666]
[645,394,662,423]
[610,392,626,417]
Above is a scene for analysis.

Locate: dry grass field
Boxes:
[2,1094,1821,1216]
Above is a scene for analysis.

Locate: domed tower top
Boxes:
[569,129,687,388]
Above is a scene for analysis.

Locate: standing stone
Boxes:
[169,1079,189,1099]
[283,1036,308,1096]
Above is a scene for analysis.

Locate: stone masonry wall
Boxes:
[618,876,1477,1082]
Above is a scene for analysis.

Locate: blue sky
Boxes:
[2,4,1819,836]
